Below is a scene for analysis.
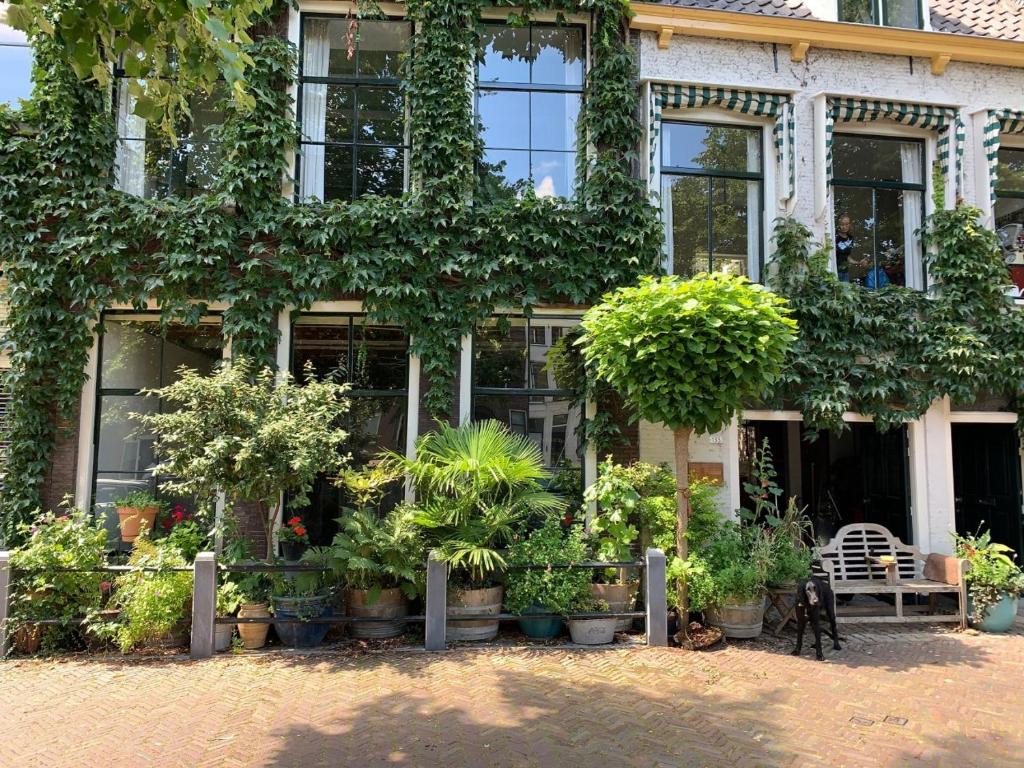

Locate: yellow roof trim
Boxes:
[630,3,1024,72]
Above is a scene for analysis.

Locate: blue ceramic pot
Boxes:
[971,594,1019,634]
[272,594,333,648]
[516,605,563,639]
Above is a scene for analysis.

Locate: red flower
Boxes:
[288,516,302,526]
[172,509,185,523]
[162,518,173,530]
[293,526,307,538]
[100,581,111,592]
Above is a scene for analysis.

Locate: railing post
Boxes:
[424,550,447,651]
[190,551,216,660]
[0,551,10,657]
[645,548,668,647]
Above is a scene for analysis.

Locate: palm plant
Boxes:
[392,420,564,586]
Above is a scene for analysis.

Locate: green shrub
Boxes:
[503,516,592,616]
[688,521,773,610]
[955,530,1024,623]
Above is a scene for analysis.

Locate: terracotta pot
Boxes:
[706,594,766,639]
[346,587,408,639]
[117,506,159,543]
[12,625,42,654]
[446,585,503,642]
[236,603,271,649]
[591,582,637,632]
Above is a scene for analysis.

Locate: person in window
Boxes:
[835,213,869,284]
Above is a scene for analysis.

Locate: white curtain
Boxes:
[115,83,147,196]
[300,19,331,201]
[900,143,923,290]
[746,132,761,280]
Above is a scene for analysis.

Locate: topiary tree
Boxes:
[579,273,797,620]
[135,357,350,560]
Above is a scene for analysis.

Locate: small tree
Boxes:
[136,358,350,560]
[579,274,796,620]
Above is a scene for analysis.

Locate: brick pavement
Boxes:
[1,620,1023,768]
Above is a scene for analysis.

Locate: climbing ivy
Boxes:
[0,0,663,541]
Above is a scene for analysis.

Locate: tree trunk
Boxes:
[673,426,693,630]
[261,499,278,562]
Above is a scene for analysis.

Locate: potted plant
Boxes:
[397,420,563,642]
[270,548,337,648]
[566,596,616,645]
[504,516,591,639]
[694,522,773,639]
[955,530,1024,633]
[235,572,274,650]
[115,491,163,544]
[215,582,241,652]
[279,516,310,562]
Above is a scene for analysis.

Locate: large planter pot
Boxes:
[272,594,333,648]
[279,541,308,562]
[706,595,765,639]
[236,603,271,649]
[346,587,408,639]
[591,582,636,632]
[971,594,1020,634]
[117,506,158,543]
[567,617,617,645]
[447,585,503,642]
[12,625,42,654]
[516,605,563,639]
[215,623,234,652]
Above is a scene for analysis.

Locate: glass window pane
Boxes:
[531,92,579,152]
[479,25,530,84]
[323,19,358,77]
[319,84,354,143]
[838,0,875,23]
[472,394,582,468]
[96,396,158,473]
[530,26,584,87]
[160,325,223,383]
[995,198,1024,232]
[293,321,353,382]
[479,89,529,150]
[832,135,922,184]
[356,20,409,79]
[357,86,404,145]
[351,321,409,391]
[527,319,579,390]
[997,148,1024,193]
[346,396,408,461]
[874,187,915,287]
[834,188,874,284]
[101,321,163,390]
[356,146,404,197]
[881,0,920,28]
[323,145,354,200]
[482,149,530,190]
[531,151,574,198]
[474,321,528,388]
[664,175,710,278]
[0,37,33,105]
[711,178,758,277]
[185,88,224,142]
[663,122,761,173]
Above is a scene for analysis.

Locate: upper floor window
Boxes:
[298,17,410,202]
[115,81,224,198]
[831,134,925,289]
[1,23,32,106]
[838,0,923,29]
[661,121,763,280]
[995,146,1024,233]
[476,23,584,199]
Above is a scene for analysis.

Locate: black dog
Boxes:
[791,577,841,661]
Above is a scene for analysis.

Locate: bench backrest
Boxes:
[818,523,919,582]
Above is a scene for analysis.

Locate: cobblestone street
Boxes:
[2,620,1023,767]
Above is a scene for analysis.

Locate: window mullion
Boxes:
[706,176,714,272]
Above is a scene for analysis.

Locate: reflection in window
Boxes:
[661,121,763,280]
[289,315,409,544]
[0,23,32,106]
[299,17,410,202]
[472,317,582,471]
[476,24,584,199]
[115,81,224,198]
[995,147,1024,265]
[92,319,223,539]
[838,0,921,29]
[832,134,924,289]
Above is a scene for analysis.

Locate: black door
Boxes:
[856,424,912,543]
[952,424,1024,556]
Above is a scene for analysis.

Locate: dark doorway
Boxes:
[952,423,1024,556]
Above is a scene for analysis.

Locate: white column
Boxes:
[74,318,101,512]
[405,353,421,503]
[723,416,741,516]
[458,334,472,425]
[584,399,598,524]
[917,398,956,555]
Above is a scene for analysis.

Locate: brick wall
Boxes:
[41,407,80,512]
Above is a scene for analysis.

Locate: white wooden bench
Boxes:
[817,523,968,628]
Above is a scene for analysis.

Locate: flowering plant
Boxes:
[279,516,309,545]
[160,504,194,531]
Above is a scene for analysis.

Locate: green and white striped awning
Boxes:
[649,84,795,202]
[982,109,1024,210]
[825,97,964,194]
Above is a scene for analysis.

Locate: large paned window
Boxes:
[298,17,410,202]
[289,315,409,544]
[995,146,1024,246]
[92,318,223,537]
[0,23,32,106]
[837,0,922,29]
[472,317,582,472]
[832,134,925,289]
[661,121,763,280]
[115,82,224,198]
[477,24,584,198]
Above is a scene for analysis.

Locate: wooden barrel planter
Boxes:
[590,582,636,632]
[446,585,503,642]
[706,595,765,639]
[346,587,408,639]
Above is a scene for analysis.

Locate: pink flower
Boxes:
[100,581,111,592]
